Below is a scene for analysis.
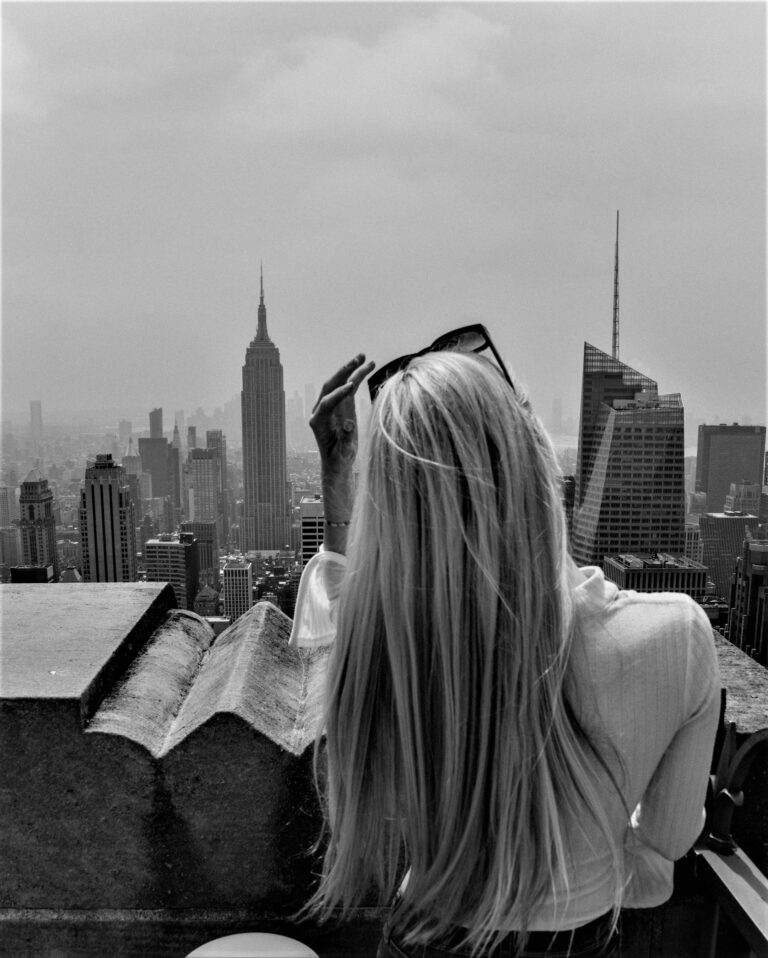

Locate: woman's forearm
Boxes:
[322,466,355,555]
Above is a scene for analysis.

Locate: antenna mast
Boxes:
[612,211,620,360]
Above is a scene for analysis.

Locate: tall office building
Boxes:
[300,495,324,566]
[149,407,164,439]
[144,532,199,610]
[0,486,11,528]
[571,344,685,566]
[699,511,760,600]
[206,429,229,531]
[188,449,221,524]
[18,470,60,579]
[79,454,137,582]
[695,424,765,513]
[223,558,253,621]
[138,422,171,500]
[728,537,768,664]
[241,269,290,550]
[180,519,220,587]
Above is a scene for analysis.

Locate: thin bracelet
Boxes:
[325,518,351,528]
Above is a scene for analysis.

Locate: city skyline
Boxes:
[2,3,765,429]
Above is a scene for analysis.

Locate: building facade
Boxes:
[695,424,765,513]
[0,486,12,528]
[241,272,290,551]
[723,481,761,515]
[18,470,60,580]
[79,454,137,582]
[144,532,199,610]
[300,495,324,567]
[602,553,707,599]
[180,519,220,588]
[187,449,221,524]
[699,511,760,600]
[223,558,254,621]
[571,344,685,566]
[728,538,768,665]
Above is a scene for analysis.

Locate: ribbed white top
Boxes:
[289,556,721,928]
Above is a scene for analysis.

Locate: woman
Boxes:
[290,341,720,957]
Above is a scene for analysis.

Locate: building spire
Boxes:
[612,210,620,360]
[257,262,269,341]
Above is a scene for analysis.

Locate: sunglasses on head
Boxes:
[367,324,515,401]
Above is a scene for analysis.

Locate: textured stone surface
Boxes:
[713,633,768,735]
[1,583,176,723]
[0,591,329,916]
[0,586,766,957]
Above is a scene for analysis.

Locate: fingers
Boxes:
[310,380,357,424]
[313,354,376,413]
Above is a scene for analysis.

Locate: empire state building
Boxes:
[241,270,290,551]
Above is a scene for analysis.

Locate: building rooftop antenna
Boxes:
[612,211,620,360]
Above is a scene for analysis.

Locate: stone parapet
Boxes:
[1,584,766,957]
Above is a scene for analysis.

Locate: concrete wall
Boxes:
[1,584,766,957]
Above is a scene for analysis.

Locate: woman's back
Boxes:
[293,348,720,956]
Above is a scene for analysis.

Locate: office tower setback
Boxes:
[699,511,760,601]
[138,407,174,503]
[241,270,290,550]
[695,424,766,513]
[728,537,768,664]
[144,532,199,610]
[18,470,60,580]
[223,558,254,621]
[571,344,685,566]
[79,454,137,582]
[300,495,324,566]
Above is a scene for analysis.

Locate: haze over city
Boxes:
[2,2,766,432]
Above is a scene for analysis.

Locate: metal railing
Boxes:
[695,723,768,958]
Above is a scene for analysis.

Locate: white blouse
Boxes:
[289,552,721,928]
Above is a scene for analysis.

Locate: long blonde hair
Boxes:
[308,352,622,952]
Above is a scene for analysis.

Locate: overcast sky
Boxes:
[2,1,765,434]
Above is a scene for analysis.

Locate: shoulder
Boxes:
[571,566,718,705]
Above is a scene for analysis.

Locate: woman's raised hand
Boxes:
[309,354,375,554]
[310,353,375,476]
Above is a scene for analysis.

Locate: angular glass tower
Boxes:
[571,343,686,566]
[240,271,290,551]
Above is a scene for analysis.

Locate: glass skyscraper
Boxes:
[240,272,290,551]
[571,343,686,566]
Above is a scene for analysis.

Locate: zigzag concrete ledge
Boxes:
[1,585,766,957]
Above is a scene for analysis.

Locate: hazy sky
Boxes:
[2,1,766,432]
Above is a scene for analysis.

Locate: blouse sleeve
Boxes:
[622,600,721,907]
[288,548,347,648]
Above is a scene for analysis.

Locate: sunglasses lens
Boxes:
[432,330,487,352]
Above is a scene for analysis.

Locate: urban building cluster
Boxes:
[2,271,767,663]
[1,273,322,630]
